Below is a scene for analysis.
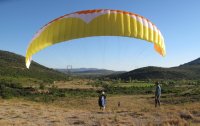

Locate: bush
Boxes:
[0,84,20,99]
[0,81,29,99]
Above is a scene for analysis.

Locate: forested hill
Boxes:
[0,50,67,82]
[110,58,200,80]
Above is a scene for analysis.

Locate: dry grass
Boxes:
[52,79,102,90]
[0,95,199,126]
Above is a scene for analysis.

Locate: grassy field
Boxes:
[0,95,199,126]
[114,82,154,87]
[0,78,200,125]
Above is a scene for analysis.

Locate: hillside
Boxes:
[180,57,200,66]
[0,50,67,83]
[110,58,200,80]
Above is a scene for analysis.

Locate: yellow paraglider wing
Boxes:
[26,9,166,68]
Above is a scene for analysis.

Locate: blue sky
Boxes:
[0,0,200,71]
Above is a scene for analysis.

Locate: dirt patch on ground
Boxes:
[0,95,199,126]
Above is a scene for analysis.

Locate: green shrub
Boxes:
[0,84,19,99]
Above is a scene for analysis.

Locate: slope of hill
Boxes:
[180,58,200,66]
[0,50,67,83]
[110,58,200,80]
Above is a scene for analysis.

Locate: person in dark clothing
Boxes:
[155,82,161,107]
[98,91,106,110]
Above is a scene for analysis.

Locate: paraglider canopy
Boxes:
[26,9,166,69]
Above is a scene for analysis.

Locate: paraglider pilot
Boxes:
[98,91,106,111]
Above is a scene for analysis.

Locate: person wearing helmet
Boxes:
[98,91,106,110]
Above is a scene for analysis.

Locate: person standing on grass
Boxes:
[155,81,161,107]
[98,91,106,111]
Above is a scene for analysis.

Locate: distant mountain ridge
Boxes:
[1,50,200,81]
[110,57,200,80]
[56,68,126,76]
[57,68,105,72]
